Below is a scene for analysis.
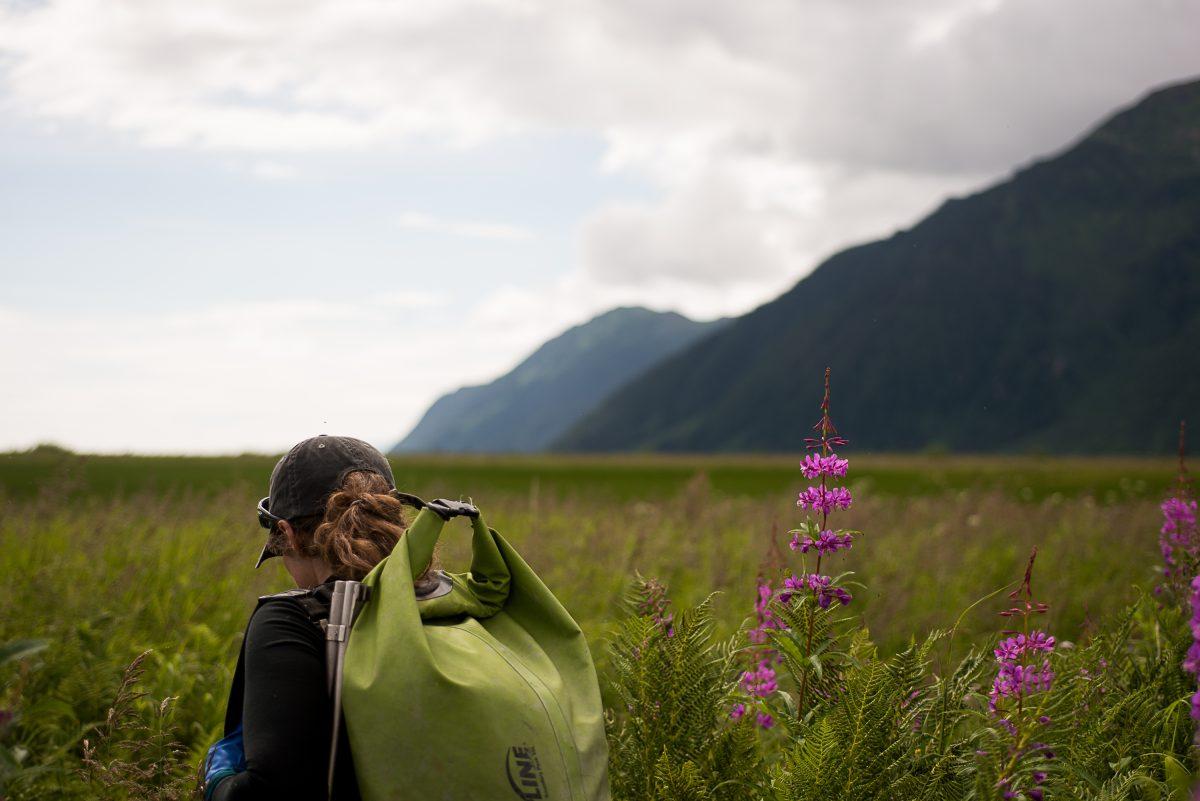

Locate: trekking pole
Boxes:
[325,580,365,799]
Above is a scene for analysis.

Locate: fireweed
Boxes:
[737,368,859,728]
[1160,421,1198,598]
[1165,421,1200,729]
[990,548,1056,801]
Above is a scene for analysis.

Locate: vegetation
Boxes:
[0,445,1192,798]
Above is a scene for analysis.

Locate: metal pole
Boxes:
[326,581,363,799]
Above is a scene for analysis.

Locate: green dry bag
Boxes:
[341,503,611,801]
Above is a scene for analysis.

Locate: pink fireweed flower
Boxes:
[748,579,786,644]
[796,485,853,514]
[729,703,746,721]
[755,711,775,729]
[1164,497,1198,537]
[740,660,778,697]
[1186,574,1200,721]
[800,453,849,480]
[1160,497,1198,582]
[791,529,854,555]
[990,548,1057,800]
[782,573,852,609]
[989,661,1055,713]
[1160,421,1197,594]
[994,631,1056,661]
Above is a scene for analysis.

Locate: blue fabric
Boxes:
[204,724,246,800]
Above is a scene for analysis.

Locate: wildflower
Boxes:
[791,529,854,555]
[991,549,1057,797]
[1186,573,1200,721]
[796,485,853,514]
[1164,497,1198,536]
[740,660,778,697]
[781,573,852,609]
[742,368,861,730]
[729,703,746,721]
[800,453,849,479]
[993,631,1056,661]
[1160,421,1197,594]
[747,579,786,644]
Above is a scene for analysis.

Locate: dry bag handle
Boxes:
[390,490,480,522]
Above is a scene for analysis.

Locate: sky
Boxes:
[1,0,1198,454]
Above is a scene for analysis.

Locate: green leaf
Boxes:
[1163,754,1191,798]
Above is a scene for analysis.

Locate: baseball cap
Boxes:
[255,434,396,568]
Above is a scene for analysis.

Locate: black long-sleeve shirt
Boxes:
[212,580,360,801]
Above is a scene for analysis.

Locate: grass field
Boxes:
[0,448,1182,797]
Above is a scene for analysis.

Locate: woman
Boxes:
[204,434,439,801]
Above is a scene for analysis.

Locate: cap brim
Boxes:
[255,541,277,569]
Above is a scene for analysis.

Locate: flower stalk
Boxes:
[990,548,1056,801]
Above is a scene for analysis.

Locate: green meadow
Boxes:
[0,448,1181,797]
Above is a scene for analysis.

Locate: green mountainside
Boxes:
[391,307,725,453]
[554,78,1200,454]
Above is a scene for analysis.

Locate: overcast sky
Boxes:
[1,0,1198,454]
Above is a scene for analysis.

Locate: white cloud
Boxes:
[0,292,562,453]
[249,160,300,181]
[397,211,533,242]
[4,0,1193,298]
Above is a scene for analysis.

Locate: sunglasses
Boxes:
[256,490,429,531]
[256,496,282,530]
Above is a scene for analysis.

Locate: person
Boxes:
[204,434,442,801]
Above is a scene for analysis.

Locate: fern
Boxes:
[607,580,766,801]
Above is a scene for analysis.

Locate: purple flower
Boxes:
[994,631,1056,661]
[755,711,775,729]
[791,529,854,555]
[1159,489,1198,595]
[783,573,852,609]
[740,660,778,698]
[1187,570,1200,722]
[800,453,849,479]
[729,703,746,721]
[796,485,853,514]
[748,580,787,643]
[1163,497,1198,536]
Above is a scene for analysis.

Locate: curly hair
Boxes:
[267,470,436,583]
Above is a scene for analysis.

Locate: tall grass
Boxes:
[0,455,1177,798]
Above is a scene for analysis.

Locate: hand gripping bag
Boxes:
[340,503,611,801]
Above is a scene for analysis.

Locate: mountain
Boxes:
[554,78,1200,454]
[392,307,726,453]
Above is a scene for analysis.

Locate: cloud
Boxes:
[249,160,300,181]
[4,0,1193,298]
[0,292,563,453]
[397,211,533,242]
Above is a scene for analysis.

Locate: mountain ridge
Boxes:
[552,78,1200,454]
[392,306,726,453]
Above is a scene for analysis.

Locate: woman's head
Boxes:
[267,469,407,584]
[255,435,420,587]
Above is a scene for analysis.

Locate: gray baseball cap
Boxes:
[254,434,396,568]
